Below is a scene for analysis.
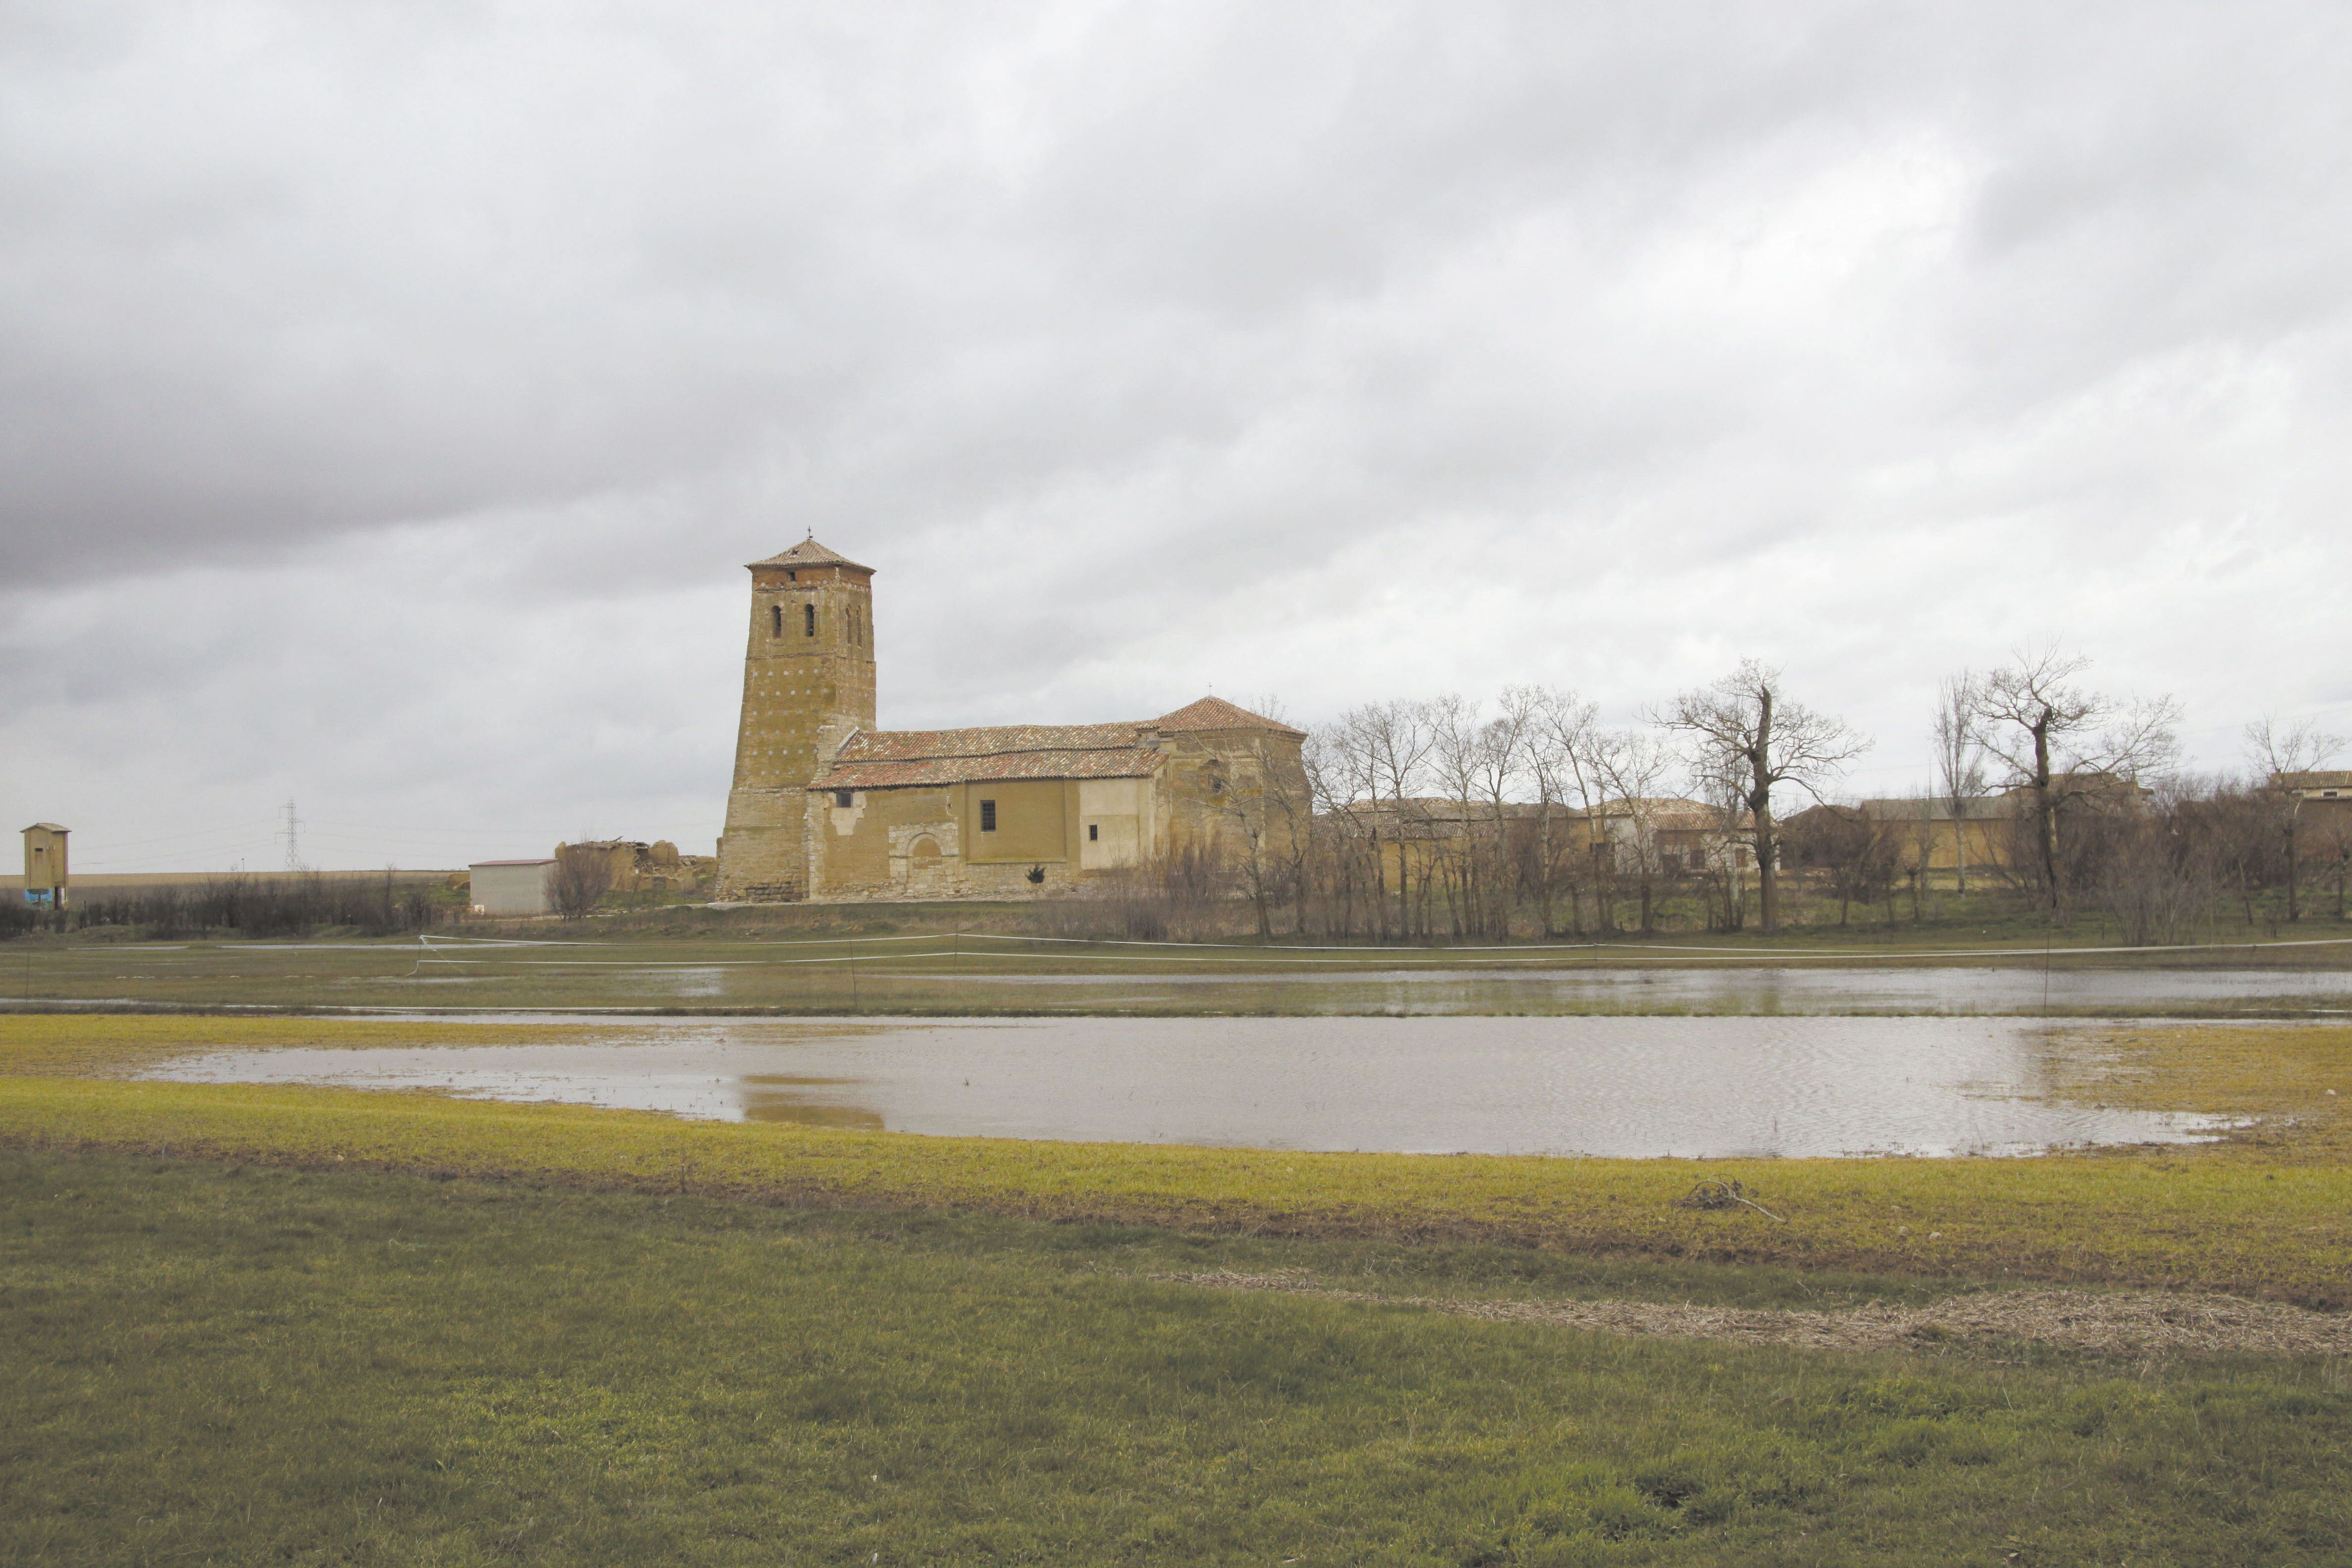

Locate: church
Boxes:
[714,539,1308,903]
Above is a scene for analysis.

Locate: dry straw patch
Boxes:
[1159,1272,2352,1359]
[0,1014,593,1077]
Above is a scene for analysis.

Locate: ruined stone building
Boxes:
[715,538,1306,902]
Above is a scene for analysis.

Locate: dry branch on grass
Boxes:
[1672,1177,1786,1222]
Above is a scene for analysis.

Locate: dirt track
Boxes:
[1160,1272,2352,1358]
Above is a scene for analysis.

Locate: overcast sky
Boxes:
[4,1,2349,872]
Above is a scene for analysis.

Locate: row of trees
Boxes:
[1782,771,2352,939]
[1190,645,2344,943]
[24,872,448,939]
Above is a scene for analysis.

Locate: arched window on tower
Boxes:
[804,603,816,637]
[770,604,783,637]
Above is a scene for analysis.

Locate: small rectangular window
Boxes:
[1087,823,1099,841]
[980,799,997,832]
[834,790,854,808]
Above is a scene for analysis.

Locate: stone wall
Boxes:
[798,725,1308,904]
[716,559,876,900]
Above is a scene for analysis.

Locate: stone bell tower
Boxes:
[715,538,877,900]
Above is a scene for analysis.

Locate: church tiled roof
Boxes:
[815,722,1162,789]
[810,696,1297,790]
[748,537,875,573]
[817,748,1164,789]
[1151,695,1304,736]
[835,723,1145,760]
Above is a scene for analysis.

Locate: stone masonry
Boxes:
[715,538,878,900]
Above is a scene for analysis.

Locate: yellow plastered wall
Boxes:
[964,780,1073,864]
[806,786,958,898]
[1876,815,2015,873]
[1079,779,1147,869]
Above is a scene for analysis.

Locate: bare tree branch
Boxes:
[1654,658,1869,932]
[1933,671,1986,894]
[1969,641,2181,914]
[2244,715,2347,924]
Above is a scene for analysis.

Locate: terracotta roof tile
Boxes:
[748,537,875,573]
[809,694,1299,791]
[816,748,1164,789]
[1151,695,1304,736]
[835,723,1144,761]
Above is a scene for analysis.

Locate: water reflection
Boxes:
[742,1074,886,1129]
[144,1015,2248,1159]
[900,966,2352,1014]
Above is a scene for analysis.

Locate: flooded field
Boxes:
[910,965,2352,1015]
[19,928,2352,1015]
[144,1014,2240,1158]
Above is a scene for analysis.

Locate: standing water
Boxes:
[145,1014,2242,1158]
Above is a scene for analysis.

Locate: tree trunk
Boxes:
[2285,811,2301,923]
[2032,713,2059,916]
[1751,688,1779,934]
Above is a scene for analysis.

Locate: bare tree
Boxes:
[1513,685,1599,936]
[1687,749,1754,931]
[1658,660,1869,933]
[1932,672,1986,894]
[1192,695,1313,941]
[1425,694,1488,937]
[1345,699,1435,938]
[1469,703,1530,937]
[549,843,616,921]
[1591,728,1681,933]
[1310,718,1381,938]
[1969,644,2181,916]
[2097,777,2221,946]
[2317,814,2352,923]
[1784,804,1898,927]
[2244,716,2347,924]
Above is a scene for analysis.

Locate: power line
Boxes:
[279,800,305,873]
[53,820,283,851]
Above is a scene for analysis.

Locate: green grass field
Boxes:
[6,1011,2351,1564]
[6,1149,2349,1567]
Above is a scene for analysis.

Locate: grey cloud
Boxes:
[5,1,2352,862]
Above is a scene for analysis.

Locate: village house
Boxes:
[1852,796,2014,874]
[2276,770,2352,820]
[1335,795,1754,884]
